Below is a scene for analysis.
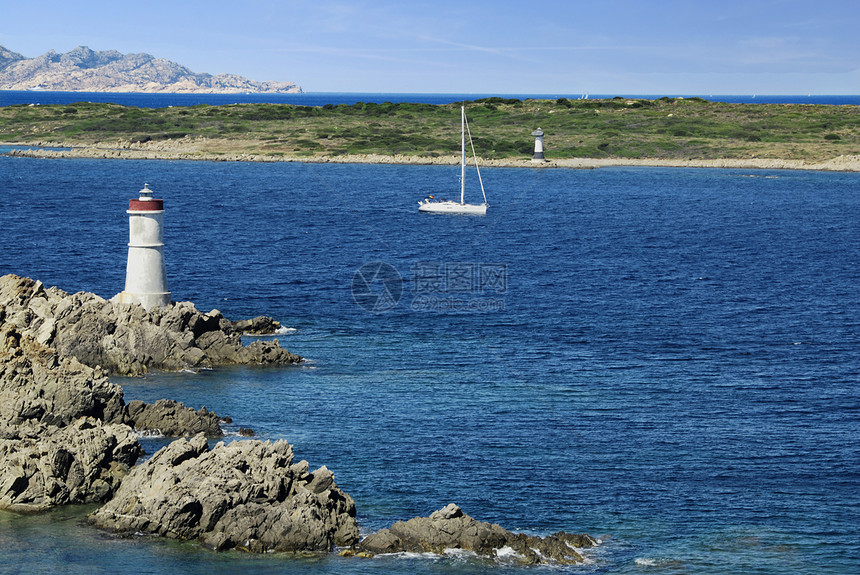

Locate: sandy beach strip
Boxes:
[5,143,860,172]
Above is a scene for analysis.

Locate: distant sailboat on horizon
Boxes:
[418,106,488,215]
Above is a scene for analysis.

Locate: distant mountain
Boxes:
[0,45,302,94]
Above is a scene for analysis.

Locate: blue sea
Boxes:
[0,154,858,574]
[1,90,859,108]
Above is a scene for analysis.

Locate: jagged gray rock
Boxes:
[126,399,224,438]
[0,323,126,427]
[357,504,597,565]
[0,274,302,376]
[1,273,596,556]
[232,315,284,335]
[90,435,359,553]
[0,417,142,512]
[0,272,344,555]
[0,320,225,439]
[0,44,302,93]
[0,293,231,511]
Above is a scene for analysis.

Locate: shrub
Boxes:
[475,97,520,105]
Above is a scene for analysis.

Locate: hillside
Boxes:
[0,45,301,94]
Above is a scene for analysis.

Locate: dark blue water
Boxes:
[1,90,858,108]
[0,156,858,574]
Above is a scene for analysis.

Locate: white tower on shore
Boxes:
[531,128,546,162]
[114,184,171,310]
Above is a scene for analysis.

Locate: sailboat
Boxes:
[418,106,488,214]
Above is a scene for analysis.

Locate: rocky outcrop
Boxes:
[0,418,142,512]
[357,504,597,565]
[0,283,241,512]
[0,321,142,512]
[232,315,284,335]
[126,399,224,438]
[1,273,596,557]
[0,274,302,375]
[0,46,25,69]
[0,320,226,509]
[0,322,225,439]
[0,273,366,559]
[0,323,126,428]
[90,434,359,553]
[0,45,302,93]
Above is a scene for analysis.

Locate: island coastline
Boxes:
[6,142,860,172]
[0,273,597,563]
[3,97,858,172]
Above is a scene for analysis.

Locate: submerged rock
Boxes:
[0,274,302,376]
[358,504,597,565]
[90,435,360,553]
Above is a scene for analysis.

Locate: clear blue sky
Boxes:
[2,0,858,94]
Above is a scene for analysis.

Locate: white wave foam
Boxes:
[377,551,440,560]
[136,429,166,439]
[443,548,478,559]
[375,548,478,562]
[494,545,520,559]
[635,557,680,568]
[241,326,296,336]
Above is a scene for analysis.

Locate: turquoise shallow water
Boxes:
[0,156,858,573]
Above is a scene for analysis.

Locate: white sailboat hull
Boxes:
[418,106,488,215]
[418,200,488,214]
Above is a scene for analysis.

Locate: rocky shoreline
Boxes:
[0,274,301,376]
[90,434,360,553]
[5,141,860,172]
[355,503,597,565]
[0,273,597,565]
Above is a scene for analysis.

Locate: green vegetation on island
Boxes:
[1,97,858,162]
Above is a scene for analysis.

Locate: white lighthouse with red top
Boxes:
[113,184,171,310]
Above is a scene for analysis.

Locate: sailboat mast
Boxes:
[460,106,466,205]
